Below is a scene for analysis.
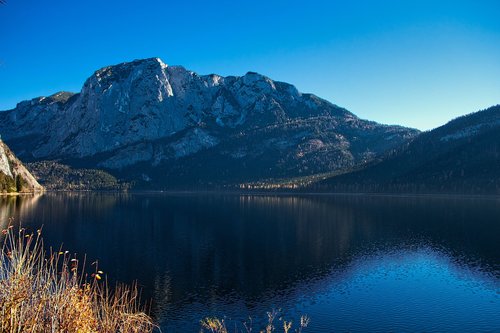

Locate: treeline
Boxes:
[312,106,500,195]
[27,161,130,191]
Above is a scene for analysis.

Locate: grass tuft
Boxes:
[200,309,309,333]
[0,225,156,332]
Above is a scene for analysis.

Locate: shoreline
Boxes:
[0,191,44,197]
[14,189,500,200]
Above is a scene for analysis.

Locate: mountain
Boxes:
[0,139,44,193]
[0,58,418,189]
[314,105,500,194]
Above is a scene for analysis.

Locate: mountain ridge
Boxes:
[313,105,500,194]
[0,57,419,189]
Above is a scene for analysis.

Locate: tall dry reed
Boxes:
[200,309,309,333]
[0,225,156,333]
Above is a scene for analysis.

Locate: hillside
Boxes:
[27,161,130,191]
[0,139,44,194]
[314,105,500,194]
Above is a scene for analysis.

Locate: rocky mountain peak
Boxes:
[242,71,276,89]
[0,58,419,188]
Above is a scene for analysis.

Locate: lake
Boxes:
[1,193,499,332]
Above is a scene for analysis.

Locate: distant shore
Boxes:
[15,189,500,200]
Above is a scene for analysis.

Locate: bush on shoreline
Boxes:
[0,225,155,332]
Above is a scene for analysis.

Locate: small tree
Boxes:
[15,175,27,192]
[0,173,16,193]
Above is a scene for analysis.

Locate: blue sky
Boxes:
[0,0,499,130]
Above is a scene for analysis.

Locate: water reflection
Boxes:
[287,246,499,332]
[0,194,42,229]
[0,193,498,332]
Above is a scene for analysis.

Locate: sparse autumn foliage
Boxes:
[0,173,16,193]
[200,309,309,333]
[0,225,155,332]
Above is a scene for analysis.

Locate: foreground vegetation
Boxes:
[200,311,309,333]
[0,226,155,332]
[0,224,309,332]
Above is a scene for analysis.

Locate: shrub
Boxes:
[0,173,16,193]
[200,309,309,333]
[0,225,156,332]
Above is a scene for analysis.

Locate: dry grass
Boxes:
[0,225,156,333]
[200,309,309,333]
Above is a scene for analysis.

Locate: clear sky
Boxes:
[0,0,499,130]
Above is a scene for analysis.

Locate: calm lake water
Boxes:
[1,193,499,332]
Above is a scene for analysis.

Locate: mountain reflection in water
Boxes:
[1,193,498,332]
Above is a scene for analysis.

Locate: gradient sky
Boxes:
[1,0,499,130]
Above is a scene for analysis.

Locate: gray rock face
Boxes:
[0,58,419,187]
[0,142,12,178]
[0,140,44,193]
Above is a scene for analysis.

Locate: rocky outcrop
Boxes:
[0,140,44,193]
